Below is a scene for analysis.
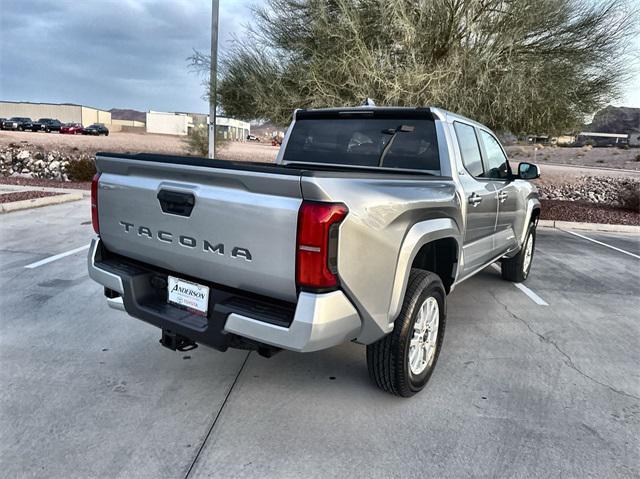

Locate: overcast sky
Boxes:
[1,0,639,114]
[0,0,251,113]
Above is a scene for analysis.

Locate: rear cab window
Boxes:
[453,122,483,177]
[282,110,441,174]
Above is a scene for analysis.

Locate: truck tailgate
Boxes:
[95,154,302,302]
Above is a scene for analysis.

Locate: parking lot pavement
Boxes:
[1,203,638,478]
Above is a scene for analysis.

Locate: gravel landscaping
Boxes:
[540,200,640,225]
[0,176,90,190]
[0,191,63,204]
[536,175,640,206]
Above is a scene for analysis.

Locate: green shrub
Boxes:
[66,158,97,181]
[184,126,209,156]
[635,154,640,162]
[619,184,640,212]
[184,126,230,157]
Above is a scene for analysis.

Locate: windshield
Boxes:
[282,117,440,173]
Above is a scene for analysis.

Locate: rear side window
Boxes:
[454,122,483,177]
[282,117,440,173]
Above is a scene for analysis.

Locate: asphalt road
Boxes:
[1,200,639,478]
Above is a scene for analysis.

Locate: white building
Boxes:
[146,111,192,136]
[215,117,250,141]
[575,131,628,146]
[0,101,111,126]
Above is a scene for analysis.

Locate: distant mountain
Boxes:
[110,108,146,122]
[585,105,640,134]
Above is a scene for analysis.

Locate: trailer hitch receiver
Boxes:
[160,330,198,352]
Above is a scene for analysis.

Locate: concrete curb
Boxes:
[0,193,84,214]
[538,219,640,233]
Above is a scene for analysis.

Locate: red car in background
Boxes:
[60,123,84,135]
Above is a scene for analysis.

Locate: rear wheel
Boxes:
[367,269,446,397]
[501,223,536,282]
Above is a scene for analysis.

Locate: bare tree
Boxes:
[191,0,638,134]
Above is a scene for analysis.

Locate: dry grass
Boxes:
[505,144,639,170]
[0,130,279,163]
[0,130,190,156]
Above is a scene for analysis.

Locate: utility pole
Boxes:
[208,0,219,159]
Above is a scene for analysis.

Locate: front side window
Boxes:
[454,122,483,177]
[478,130,510,179]
[282,117,440,174]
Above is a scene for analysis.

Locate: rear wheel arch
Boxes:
[530,207,541,226]
[410,237,458,293]
[388,219,462,324]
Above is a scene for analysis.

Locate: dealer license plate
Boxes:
[167,276,210,314]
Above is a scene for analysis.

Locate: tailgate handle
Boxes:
[157,190,195,216]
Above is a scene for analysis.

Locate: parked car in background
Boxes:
[83,123,109,136]
[60,123,85,135]
[4,117,34,131]
[31,118,63,133]
[247,134,261,142]
[0,118,7,130]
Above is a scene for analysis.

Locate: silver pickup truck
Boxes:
[88,106,540,397]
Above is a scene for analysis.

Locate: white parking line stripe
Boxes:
[24,244,90,269]
[512,282,549,306]
[490,264,549,306]
[562,230,640,260]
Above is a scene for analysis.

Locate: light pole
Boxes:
[209,0,219,159]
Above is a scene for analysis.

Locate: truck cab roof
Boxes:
[294,106,490,131]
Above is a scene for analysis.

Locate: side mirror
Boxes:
[518,162,540,180]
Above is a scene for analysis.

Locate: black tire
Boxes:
[367,269,446,397]
[501,222,536,282]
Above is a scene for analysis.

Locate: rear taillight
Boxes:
[296,201,348,290]
[91,173,101,234]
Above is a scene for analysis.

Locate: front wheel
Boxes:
[501,223,536,282]
[367,269,446,397]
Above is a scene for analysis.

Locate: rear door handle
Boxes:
[498,191,508,203]
[468,193,482,207]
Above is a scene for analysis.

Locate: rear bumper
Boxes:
[87,238,361,352]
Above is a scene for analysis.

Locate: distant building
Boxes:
[181,112,208,128]
[575,132,628,147]
[146,111,191,136]
[215,117,250,141]
[0,101,111,126]
[112,119,145,128]
[555,135,576,146]
[145,111,250,139]
[526,135,551,145]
